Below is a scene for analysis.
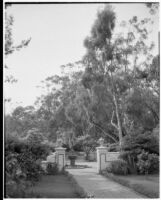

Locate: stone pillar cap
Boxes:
[96,146,107,149]
[55,147,66,150]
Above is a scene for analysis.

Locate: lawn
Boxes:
[103,172,159,198]
[27,174,82,198]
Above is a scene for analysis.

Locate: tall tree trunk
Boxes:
[109,70,123,149]
[113,94,123,149]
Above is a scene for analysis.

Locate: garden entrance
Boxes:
[66,160,145,198]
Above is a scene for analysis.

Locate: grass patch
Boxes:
[102,171,159,198]
[27,174,82,198]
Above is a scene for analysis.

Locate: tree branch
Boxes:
[91,120,118,143]
[111,111,119,130]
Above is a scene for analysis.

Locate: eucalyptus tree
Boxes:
[82,5,157,148]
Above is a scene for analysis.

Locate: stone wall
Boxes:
[97,146,119,173]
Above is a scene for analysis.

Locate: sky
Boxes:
[4,3,159,114]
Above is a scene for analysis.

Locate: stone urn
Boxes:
[57,138,63,147]
[98,137,105,147]
[68,150,77,166]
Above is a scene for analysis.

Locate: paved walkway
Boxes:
[66,161,146,198]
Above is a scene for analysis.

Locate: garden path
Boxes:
[66,160,146,198]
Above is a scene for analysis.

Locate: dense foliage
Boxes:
[106,159,129,175]
[119,130,159,174]
[136,150,159,174]
[5,134,52,197]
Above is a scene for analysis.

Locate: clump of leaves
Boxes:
[136,150,159,174]
[5,135,52,197]
[119,130,159,174]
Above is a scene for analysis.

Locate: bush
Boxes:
[106,159,129,175]
[108,143,120,152]
[122,131,159,155]
[5,152,31,198]
[73,142,83,152]
[17,150,44,182]
[5,138,51,161]
[5,139,50,182]
[62,143,71,152]
[119,151,138,174]
[29,144,51,160]
[46,162,58,175]
[119,130,159,174]
[136,150,159,174]
[5,137,52,197]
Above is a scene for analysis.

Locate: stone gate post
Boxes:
[96,138,108,173]
[55,139,66,171]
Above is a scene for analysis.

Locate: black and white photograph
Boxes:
[4,1,160,198]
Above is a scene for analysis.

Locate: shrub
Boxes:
[5,137,51,197]
[119,151,138,174]
[62,143,71,152]
[29,144,51,160]
[122,131,159,155]
[136,150,159,174]
[106,159,129,175]
[120,130,159,174]
[148,153,159,173]
[108,143,120,152]
[73,142,83,152]
[5,152,31,198]
[46,162,58,175]
[17,150,44,182]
